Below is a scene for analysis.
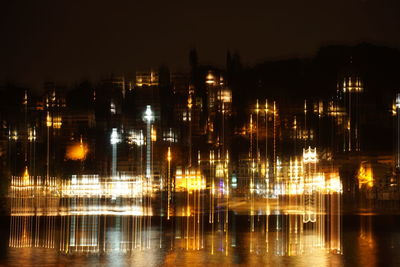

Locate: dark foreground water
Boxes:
[0,214,399,266]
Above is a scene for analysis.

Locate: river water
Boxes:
[1,214,399,266]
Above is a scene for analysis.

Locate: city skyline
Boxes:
[2,2,400,266]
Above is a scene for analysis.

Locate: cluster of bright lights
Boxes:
[205,71,215,85]
[343,76,363,93]
[10,176,57,193]
[128,130,144,146]
[357,162,374,188]
[135,71,159,87]
[162,129,177,143]
[10,130,18,141]
[28,128,36,142]
[217,89,232,103]
[61,175,151,198]
[303,147,317,163]
[53,116,62,129]
[46,112,52,127]
[143,105,154,122]
[175,168,206,192]
[326,173,343,193]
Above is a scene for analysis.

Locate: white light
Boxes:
[396,93,400,109]
[128,130,144,146]
[110,101,116,114]
[110,128,120,145]
[303,146,317,163]
[143,105,154,122]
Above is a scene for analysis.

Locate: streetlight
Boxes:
[46,112,52,181]
[167,147,171,220]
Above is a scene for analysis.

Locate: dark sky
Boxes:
[1,0,399,90]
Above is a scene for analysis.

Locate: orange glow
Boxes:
[358,162,374,188]
[151,127,157,141]
[66,140,88,160]
[167,147,171,162]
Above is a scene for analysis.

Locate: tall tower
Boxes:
[341,75,363,152]
[143,105,154,179]
[110,128,120,178]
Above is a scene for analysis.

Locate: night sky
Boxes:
[1,0,399,90]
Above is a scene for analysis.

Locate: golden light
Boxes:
[205,71,215,84]
[167,147,171,162]
[28,128,36,142]
[392,102,397,116]
[151,127,157,141]
[218,89,232,103]
[256,99,259,113]
[11,130,18,141]
[187,94,193,109]
[23,166,29,182]
[358,162,374,189]
[175,167,205,192]
[53,116,62,129]
[66,140,89,160]
[46,112,52,127]
[326,173,343,193]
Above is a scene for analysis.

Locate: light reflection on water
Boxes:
[7,214,343,266]
[5,177,400,266]
[4,214,400,266]
[4,175,344,266]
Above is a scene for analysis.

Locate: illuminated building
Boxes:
[204,70,232,146]
[339,74,363,152]
[357,161,374,189]
[43,83,67,109]
[135,71,159,87]
[175,167,206,192]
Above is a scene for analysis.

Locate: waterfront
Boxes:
[1,214,400,266]
[2,2,400,265]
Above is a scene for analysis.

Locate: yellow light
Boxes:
[28,129,36,142]
[205,71,215,84]
[326,173,343,193]
[11,130,18,141]
[256,99,259,113]
[175,168,205,192]
[187,95,193,109]
[357,162,374,188]
[151,127,157,141]
[218,89,232,103]
[53,116,62,129]
[167,147,171,162]
[23,166,29,182]
[46,112,52,127]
